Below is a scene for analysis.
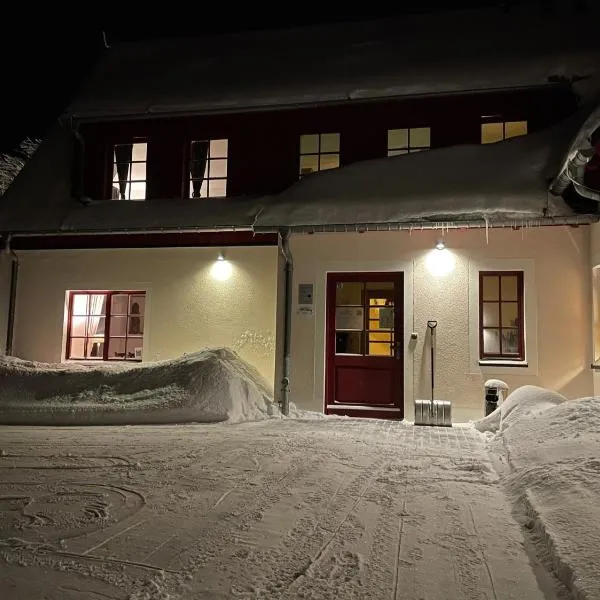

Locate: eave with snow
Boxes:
[2,7,600,424]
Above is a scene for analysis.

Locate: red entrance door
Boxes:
[325,272,404,419]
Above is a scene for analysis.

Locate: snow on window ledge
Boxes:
[479,360,528,368]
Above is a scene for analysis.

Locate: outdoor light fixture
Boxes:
[426,240,456,276]
[211,251,233,281]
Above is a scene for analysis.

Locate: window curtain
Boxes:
[190,141,209,198]
[114,144,133,200]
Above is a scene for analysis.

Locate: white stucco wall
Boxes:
[11,246,279,388]
[589,222,600,396]
[289,226,592,422]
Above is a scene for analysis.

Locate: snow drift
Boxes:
[476,386,600,598]
[0,348,281,425]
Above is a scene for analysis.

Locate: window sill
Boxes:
[479,360,528,368]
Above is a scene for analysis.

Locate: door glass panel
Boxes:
[336,307,364,331]
[336,331,362,355]
[336,282,363,305]
[368,331,393,356]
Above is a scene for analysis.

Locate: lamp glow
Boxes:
[211,252,233,280]
[426,245,456,276]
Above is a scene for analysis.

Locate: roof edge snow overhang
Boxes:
[64,82,569,124]
[256,214,599,235]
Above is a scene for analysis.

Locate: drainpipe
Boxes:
[3,236,18,356]
[280,229,293,416]
[549,146,598,199]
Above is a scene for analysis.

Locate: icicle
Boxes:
[485,217,489,245]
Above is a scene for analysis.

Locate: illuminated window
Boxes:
[479,272,524,361]
[481,120,528,144]
[66,291,146,361]
[299,133,340,177]
[189,139,228,198]
[112,142,147,200]
[387,127,431,156]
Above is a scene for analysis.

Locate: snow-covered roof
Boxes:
[0,139,40,197]
[65,8,600,120]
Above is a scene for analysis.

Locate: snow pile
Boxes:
[474,384,566,433]
[0,348,282,425]
[477,386,600,598]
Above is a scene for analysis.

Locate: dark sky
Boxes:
[0,1,589,153]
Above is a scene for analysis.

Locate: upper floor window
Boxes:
[299,133,340,177]
[481,120,528,144]
[479,272,524,361]
[189,139,228,198]
[112,142,147,200]
[66,291,146,362]
[387,127,431,156]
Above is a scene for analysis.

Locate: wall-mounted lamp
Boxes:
[211,250,233,281]
[426,240,455,276]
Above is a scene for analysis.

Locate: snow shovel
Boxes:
[414,320,452,427]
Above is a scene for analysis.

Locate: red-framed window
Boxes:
[479,272,524,361]
[66,291,146,361]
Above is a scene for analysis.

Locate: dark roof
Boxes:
[65,8,600,120]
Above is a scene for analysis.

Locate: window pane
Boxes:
[501,275,518,301]
[87,316,105,337]
[482,302,499,327]
[209,158,227,178]
[481,123,504,144]
[129,182,146,200]
[130,162,146,180]
[319,153,339,171]
[108,338,127,360]
[113,163,130,182]
[410,127,430,148]
[320,133,340,153]
[129,295,145,315]
[72,294,89,315]
[126,339,143,360]
[210,138,228,158]
[70,338,85,359]
[505,121,527,139]
[300,134,319,154]
[111,295,129,315]
[299,154,319,176]
[501,302,519,327]
[501,329,519,354]
[71,316,87,337]
[128,315,144,336]
[132,142,147,161]
[87,340,104,359]
[336,281,363,305]
[208,179,227,197]
[481,276,499,301]
[483,329,500,354]
[388,128,408,149]
[336,331,363,355]
[110,316,127,337]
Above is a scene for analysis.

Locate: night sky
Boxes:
[0,1,590,153]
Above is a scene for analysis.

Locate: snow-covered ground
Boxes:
[0,419,553,600]
[476,385,600,599]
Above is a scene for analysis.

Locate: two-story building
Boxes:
[1,9,600,422]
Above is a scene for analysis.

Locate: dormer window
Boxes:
[189,139,228,198]
[387,127,431,156]
[112,142,147,200]
[299,133,340,177]
[481,120,527,144]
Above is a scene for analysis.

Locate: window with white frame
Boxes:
[66,291,146,361]
[479,272,525,361]
[189,139,228,198]
[299,133,340,177]
[481,120,528,144]
[387,127,431,156]
[112,142,147,200]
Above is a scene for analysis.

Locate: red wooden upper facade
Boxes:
[80,85,578,202]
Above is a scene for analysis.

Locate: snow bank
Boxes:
[480,388,600,598]
[0,348,282,425]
